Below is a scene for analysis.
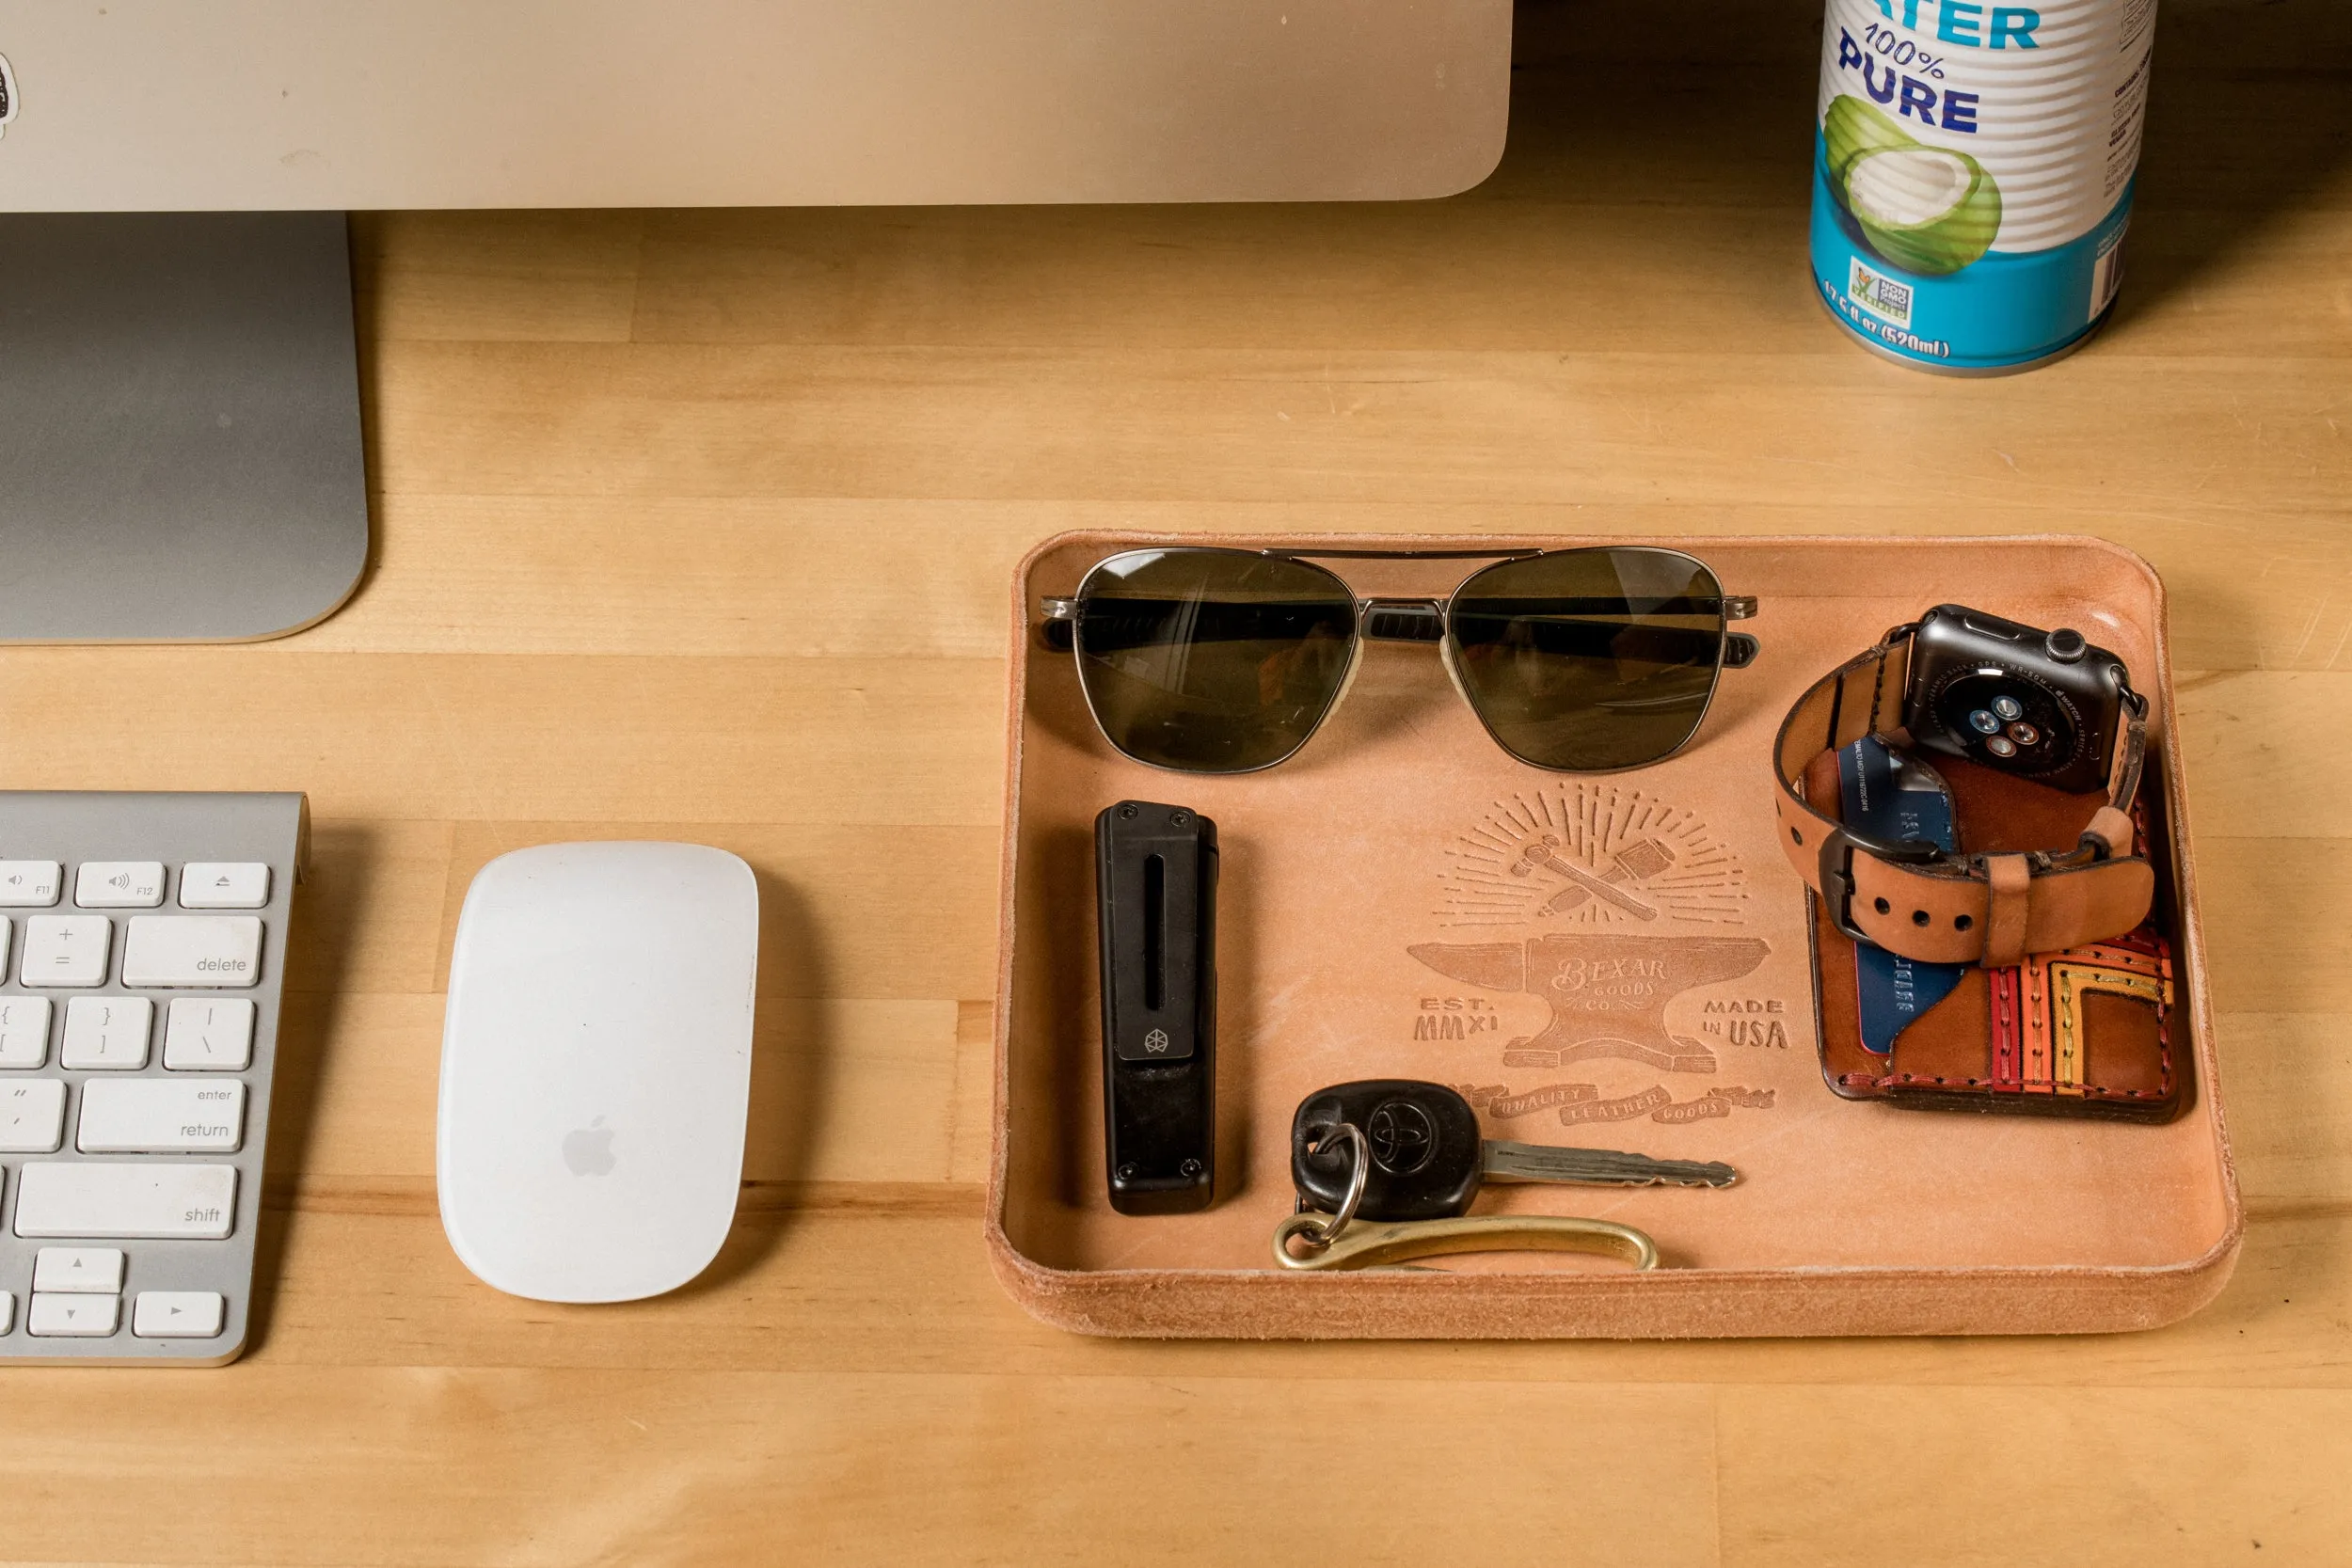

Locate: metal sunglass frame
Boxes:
[1039,545,1760,775]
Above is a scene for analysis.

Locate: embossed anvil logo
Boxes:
[1407,935,1771,1074]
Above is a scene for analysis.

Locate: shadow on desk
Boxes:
[250,817,384,1356]
[1507,0,2351,326]
[2125,0,2352,325]
[685,868,830,1295]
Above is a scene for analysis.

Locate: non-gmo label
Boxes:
[1849,259,1915,327]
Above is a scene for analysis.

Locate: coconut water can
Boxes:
[1810,0,2156,372]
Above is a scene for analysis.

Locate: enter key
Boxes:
[77,1079,246,1153]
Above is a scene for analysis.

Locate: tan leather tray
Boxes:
[987,531,2238,1338]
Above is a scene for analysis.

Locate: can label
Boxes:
[1810,0,2156,370]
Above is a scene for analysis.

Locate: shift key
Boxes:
[123,916,262,989]
[13,1163,236,1239]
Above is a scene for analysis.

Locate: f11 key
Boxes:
[1290,1079,1737,1223]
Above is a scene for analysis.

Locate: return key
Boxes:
[78,1079,246,1154]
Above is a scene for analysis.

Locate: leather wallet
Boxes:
[1804,747,2185,1123]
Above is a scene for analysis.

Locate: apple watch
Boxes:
[1772,613,2153,969]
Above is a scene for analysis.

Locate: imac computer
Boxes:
[0,1,1513,642]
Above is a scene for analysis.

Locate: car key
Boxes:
[1289,1079,1737,1223]
[1271,1113,1663,1273]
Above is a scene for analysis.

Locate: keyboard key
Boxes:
[22,915,112,988]
[33,1247,124,1293]
[78,1079,244,1153]
[28,1293,118,1337]
[163,998,256,1071]
[121,916,262,989]
[76,862,165,909]
[134,1291,224,1339]
[0,996,50,1068]
[0,1080,66,1152]
[60,997,151,1070]
[13,1163,236,1239]
[180,863,269,910]
[0,861,60,906]
[0,1291,13,1333]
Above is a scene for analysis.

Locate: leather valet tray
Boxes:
[987,531,2238,1338]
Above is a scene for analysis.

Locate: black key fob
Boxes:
[1096,800,1216,1215]
[1291,1079,1482,1222]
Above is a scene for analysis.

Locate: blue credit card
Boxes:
[1839,736,1966,1054]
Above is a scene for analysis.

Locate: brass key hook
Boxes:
[1272,1212,1661,1273]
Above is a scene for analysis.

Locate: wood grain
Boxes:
[5,0,2345,1560]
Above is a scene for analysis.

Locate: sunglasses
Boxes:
[1039,546,1759,774]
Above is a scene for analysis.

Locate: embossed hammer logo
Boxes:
[1511,833,1674,919]
[1438,784,1746,929]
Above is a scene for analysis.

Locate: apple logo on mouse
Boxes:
[563,1116,616,1177]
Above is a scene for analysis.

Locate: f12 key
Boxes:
[1290,1079,1737,1223]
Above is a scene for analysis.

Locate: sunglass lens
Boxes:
[1447,549,1727,770]
[1075,550,1356,772]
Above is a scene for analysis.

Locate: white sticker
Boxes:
[0,54,16,140]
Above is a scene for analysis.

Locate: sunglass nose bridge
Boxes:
[1359,598,1447,644]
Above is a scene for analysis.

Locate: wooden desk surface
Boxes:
[3,3,2344,1562]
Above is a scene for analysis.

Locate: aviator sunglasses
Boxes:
[1040,546,1760,774]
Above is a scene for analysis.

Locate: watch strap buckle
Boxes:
[1817,824,1946,945]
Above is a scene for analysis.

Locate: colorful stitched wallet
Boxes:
[1804,745,2186,1123]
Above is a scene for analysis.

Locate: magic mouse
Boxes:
[437,842,758,1303]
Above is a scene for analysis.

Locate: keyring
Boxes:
[1281,1120,1368,1257]
[1271,1212,1661,1272]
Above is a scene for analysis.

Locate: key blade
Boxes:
[1481,1139,1738,1189]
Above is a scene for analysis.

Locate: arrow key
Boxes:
[32,1247,123,1293]
[133,1291,223,1338]
[28,1292,119,1337]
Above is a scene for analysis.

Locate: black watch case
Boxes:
[1900,604,2130,796]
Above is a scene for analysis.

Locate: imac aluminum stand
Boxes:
[0,212,369,642]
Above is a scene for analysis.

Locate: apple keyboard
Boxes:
[0,794,305,1364]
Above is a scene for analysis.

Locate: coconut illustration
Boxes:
[1822,94,1916,186]
[1843,144,2002,275]
[1821,96,2002,276]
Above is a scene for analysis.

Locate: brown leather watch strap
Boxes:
[1772,626,2155,966]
